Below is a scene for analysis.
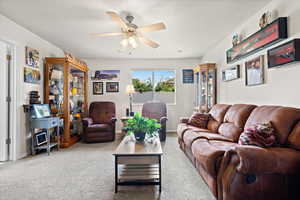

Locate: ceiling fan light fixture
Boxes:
[120,38,128,47]
[128,36,138,48]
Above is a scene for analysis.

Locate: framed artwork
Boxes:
[91,70,120,81]
[226,17,287,63]
[268,39,300,68]
[25,46,40,68]
[24,67,41,84]
[182,69,194,84]
[222,65,240,82]
[245,56,264,86]
[106,82,119,93]
[93,82,103,95]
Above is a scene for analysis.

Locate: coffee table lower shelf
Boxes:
[114,155,162,193]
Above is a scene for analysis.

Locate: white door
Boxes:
[0,41,8,161]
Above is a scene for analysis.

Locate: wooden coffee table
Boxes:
[113,136,163,193]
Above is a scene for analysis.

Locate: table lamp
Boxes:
[126,84,135,116]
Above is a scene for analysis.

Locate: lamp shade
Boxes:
[126,84,135,94]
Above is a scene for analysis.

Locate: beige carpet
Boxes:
[0,134,215,200]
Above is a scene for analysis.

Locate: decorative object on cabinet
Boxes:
[182,69,194,84]
[193,63,216,113]
[226,17,287,64]
[106,82,119,93]
[232,33,241,46]
[25,46,39,68]
[91,70,120,81]
[44,54,89,148]
[93,82,103,95]
[24,67,41,84]
[245,55,264,86]
[126,84,135,116]
[222,65,240,82]
[268,39,300,68]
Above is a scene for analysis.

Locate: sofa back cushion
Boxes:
[287,121,300,150]
[207,104,231,133]
[244,106,300,145]
[188,113,210,128]
[218,104,257,142]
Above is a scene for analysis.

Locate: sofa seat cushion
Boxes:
[177,123,210,140]
[183,130,233,150]
[87,124,112,132]
[192,139,239,178]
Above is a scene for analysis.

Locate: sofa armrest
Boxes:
[179,117,189,124]
[82,117,93,127]
[228,145,300,175]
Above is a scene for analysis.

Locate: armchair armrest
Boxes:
[228,145,300,175]
[82,117,93,127]
[111,117,117,123]
[179,117,189,124]
[160,116,168,124]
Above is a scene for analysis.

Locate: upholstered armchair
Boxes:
[82,102,117,143]
[142,102,168,141]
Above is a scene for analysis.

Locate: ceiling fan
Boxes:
[92,11,166,49]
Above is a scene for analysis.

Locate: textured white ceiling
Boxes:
[0,0,272,59]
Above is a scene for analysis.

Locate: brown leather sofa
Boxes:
[82,102,117,143]
[177,104,300,200]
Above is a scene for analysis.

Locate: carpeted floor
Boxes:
[0,134,215,200]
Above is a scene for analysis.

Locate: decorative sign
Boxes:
[268,39,300,68]
[222,65,240,82]
[245,56,264,86]
[227,17,287,63]
[182,69,194,84]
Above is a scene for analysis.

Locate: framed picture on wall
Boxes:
[93,82,103,95]
[24,67,41,84]
[106,82,119,93]
[25,46,40,68]
[182,69,194,84]
[222,65,240,81]
[91,70,120,81]
[245,55,264,86]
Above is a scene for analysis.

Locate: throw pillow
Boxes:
[188,112,210,129]
[238,122,278,147]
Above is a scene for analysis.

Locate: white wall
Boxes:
[0,14,64,160]
[201,0,300,107]
[85,58,201,132]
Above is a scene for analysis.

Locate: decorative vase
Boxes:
[134,131,146,142]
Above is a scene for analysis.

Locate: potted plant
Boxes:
[125,113,161,142]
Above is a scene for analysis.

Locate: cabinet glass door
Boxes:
[69,66,85,136]
[207,69,215,109]
[48,64,64,115]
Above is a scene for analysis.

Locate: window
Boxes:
[131,70,176,104]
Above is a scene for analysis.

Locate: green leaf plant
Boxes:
[125,113,161,138]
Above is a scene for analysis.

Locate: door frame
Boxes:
[0,38,17,161]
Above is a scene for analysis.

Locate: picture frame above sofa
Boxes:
[222,65,240,82]
[268,39,300,68]
[93,82,103,95]
[106,82,119,93]
[245,55,264,86]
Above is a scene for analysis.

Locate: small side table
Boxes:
[30,117,61,156]
[120,117,132,139]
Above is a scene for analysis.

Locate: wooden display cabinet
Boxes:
[44,54,89,148]
[194,63,216,113]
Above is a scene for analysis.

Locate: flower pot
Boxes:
[134,131,146,142]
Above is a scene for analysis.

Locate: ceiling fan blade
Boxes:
[138,37,160,48]
[91,32,124,37]
[106,11,128,30]
[137,23,166,33]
